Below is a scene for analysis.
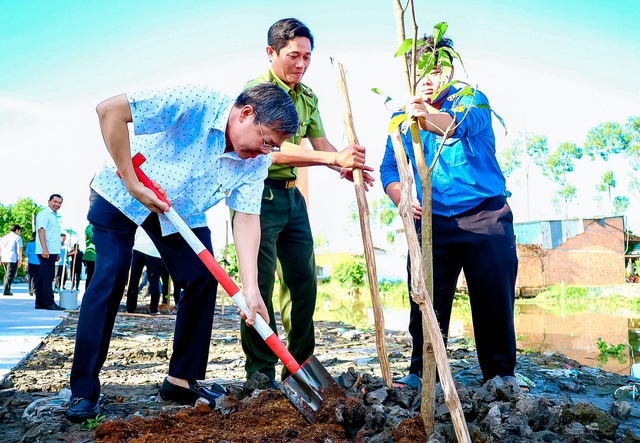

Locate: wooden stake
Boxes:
[390,129,470,442]
[334,60,392,388]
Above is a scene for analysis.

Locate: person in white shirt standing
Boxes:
[35,194,65,310]
[1,224,23,296]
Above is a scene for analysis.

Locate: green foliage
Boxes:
[378,277,404,296]
[333,257,366,296]
[348,197,399,244]
[633,260,640,277]
[313,234,329,253]
[582,117,640,173]
[532,284,640,315]
[0,197,42,279]
[315,280,370,329]
[527,135,550,167]
[540,142,583,216]
[543,142,584,181]
[497,145,521,178]
[613,196,629,215]
[628,176,640,198]
[595,170,616,195]
[371,87,392,104]
[82,414,106,430]
[388,21,504,137]
[595,337,628,357]
[497,132,548,178]
[368,197,398,227]
[537,284,590,300]
[584,121,631,160]
[626,116,640,167]
[0,197,41,247]
[386,231,395,245]
[220,243,238,278]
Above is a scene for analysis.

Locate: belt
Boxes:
[264,178,296,189]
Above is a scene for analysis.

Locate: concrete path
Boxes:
[0,282,82,381]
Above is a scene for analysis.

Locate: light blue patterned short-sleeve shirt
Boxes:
[91,85,271,236]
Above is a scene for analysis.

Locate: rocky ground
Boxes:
[0,300,639,443]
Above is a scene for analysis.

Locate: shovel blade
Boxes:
[281,355,343,423]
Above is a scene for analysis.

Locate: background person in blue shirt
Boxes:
[380,35,518,386]
[66,83,299,423]
[24,233,40,296]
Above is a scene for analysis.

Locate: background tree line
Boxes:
[497,116,640,219]
[0,197,42,278]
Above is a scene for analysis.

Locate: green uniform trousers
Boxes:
[240,182,316,380]
[276,260,292,334]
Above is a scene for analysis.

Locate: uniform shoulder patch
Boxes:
[301,84,315,98]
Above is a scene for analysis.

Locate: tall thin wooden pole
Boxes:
[334,61,392,388]
[390,130,470,442]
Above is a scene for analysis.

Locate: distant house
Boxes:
[513,216,627,288]
[321,216,631,290]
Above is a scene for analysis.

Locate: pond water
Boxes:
[314,291,640,377]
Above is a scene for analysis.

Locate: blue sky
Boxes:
[1,0,639,250]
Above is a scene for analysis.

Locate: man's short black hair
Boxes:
[267,18,314,54]
[236,83,299,136]
[49,194,63,202]
[9,224,21,233]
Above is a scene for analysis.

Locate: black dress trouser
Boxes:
[407,195,518,381]
[69,191,218,401]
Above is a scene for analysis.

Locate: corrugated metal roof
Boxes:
[514,219,584,248]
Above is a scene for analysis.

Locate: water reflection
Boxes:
[314,292,640,376]
[511,302,638,375]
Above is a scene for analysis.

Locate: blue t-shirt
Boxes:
[380,86,507,217]
[25,241,40,265]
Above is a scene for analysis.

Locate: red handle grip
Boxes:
[118,153,171,207]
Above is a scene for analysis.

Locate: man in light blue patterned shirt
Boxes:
[66,83,298,423]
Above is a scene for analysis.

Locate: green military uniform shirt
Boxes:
[245,69,325,180]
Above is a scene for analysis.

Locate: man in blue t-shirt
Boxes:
[380,35,518,386]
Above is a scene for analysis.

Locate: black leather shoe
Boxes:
[66,397,100,423]
[45,304,65,311]
[159,377,225,405]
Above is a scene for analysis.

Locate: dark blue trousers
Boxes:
[35,255,57,308]
[69,191,218,401]
[407,195,518,381]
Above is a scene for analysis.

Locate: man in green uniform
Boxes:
[241,18,374,383]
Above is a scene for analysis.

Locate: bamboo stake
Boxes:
[390,130,470,442]
[393,0,438,433]
[334,60,392,388]
[392,0,411,92]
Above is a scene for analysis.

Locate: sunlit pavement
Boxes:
[0,282,82,381]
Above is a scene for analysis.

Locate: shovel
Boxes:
[125,153,341,422]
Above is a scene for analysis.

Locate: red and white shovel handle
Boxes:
[125,153,301,374]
